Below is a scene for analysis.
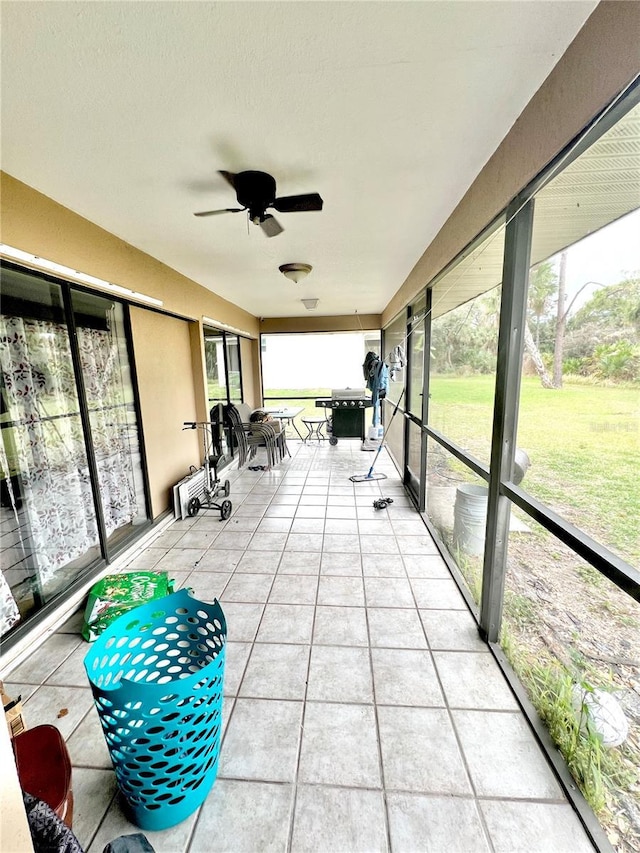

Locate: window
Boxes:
[408,293,426,418]
[499,98,640,834]
[261,331,380,417]
[428,224,505,466]
[225,334,242,403]
[520,102,640,569]
[425,436,488,609]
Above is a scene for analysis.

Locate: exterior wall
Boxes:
[0,171,263,517]
[383,0,640,325]
[130,309,200,517]
[260,314,381,334]
[0,173,260,337]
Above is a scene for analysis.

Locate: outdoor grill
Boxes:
[315,388,373,443]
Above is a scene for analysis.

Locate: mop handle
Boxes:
[366,389,405,477]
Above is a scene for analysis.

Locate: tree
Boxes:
[430,289,501,375]
[552,251,568,388]
[528,261,557,348]
[524,323,554,388]
[564,275,640,381]
[549,252,605,388]
[568,275,640,334]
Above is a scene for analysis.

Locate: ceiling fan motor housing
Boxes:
[235,171,276,220]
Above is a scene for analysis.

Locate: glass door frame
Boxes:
[203,326,244,409]
[1,261,153,647]
[203,325,245,465]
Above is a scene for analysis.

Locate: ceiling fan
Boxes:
[193,170,323,237]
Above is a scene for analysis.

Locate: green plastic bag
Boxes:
[82,571,174,642]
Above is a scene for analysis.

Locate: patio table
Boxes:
[263,406,305,440]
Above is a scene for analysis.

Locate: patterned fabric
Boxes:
[0,314,139,593]
[76,325,138,535]
[22,791,84,853]
[0,566,20,635]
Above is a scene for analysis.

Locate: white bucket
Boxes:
[453,484,488,556]
[367,425,379,440]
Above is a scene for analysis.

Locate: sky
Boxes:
[553,208,639,314]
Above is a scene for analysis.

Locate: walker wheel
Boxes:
[187,497,201,517]
[223,479,231,497]
[220,499,232,520]
[329,436,338,446]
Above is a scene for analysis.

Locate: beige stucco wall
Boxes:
[0,172,260,337]
[260,314,382,334]
[0,172,264,516]
[130,308,200,517]
[383,0,640,325]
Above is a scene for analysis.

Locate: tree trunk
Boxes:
[524,323,554,388]
[553,251,568,388]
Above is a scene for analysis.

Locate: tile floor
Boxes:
[6,441,596,853]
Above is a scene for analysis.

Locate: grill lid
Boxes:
[331,388,367,399]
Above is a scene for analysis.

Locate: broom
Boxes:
[350,389,405,482]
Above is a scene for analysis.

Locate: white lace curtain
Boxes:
[0,314,138,595]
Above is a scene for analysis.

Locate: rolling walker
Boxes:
[182,421,232,519]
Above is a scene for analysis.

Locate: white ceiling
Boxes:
[1,1,598,319]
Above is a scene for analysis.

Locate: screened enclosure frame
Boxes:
[382,79,640,852]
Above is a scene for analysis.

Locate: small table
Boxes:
[264,406,305,440]
[300,416,327,443]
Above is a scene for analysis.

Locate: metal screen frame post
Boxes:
[479,198,533,644]
[418,287,432,513]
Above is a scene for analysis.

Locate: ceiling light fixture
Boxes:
[279,262,312,284]
[301,298,319,310]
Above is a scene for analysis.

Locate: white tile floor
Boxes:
[7,441,596,852]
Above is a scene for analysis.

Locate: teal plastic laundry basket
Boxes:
[84,588,226,831]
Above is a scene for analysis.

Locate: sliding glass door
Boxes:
[204,326,244,461]
[70,290,148,551]
[0,265,149,641]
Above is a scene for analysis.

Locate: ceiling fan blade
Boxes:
[272,193,323,213]
[218,170,238,188]
[193,207,244,217]
[260,214,284,237]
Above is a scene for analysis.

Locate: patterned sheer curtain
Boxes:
[0,316,98,586]
[0,314,138,594]
[76,322,138,537]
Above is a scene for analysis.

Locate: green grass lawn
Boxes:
[265,378,638,561]
[263,389,333,420]
[429,374,639,563]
